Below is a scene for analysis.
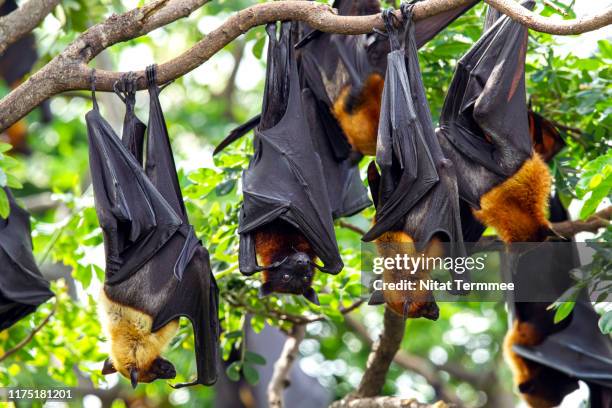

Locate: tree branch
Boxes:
[2,0,612,131]
[0,301,57,363]
[554,205,612,237]
[268,324,306,408]
[330,396,450,408]
[354,307,406,398]
[0,0,60,54]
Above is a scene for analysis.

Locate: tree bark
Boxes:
[268,324,306,408]
[0,0,60,54]
[1,0,612,131]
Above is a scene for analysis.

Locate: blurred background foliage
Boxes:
[0,0,610,407]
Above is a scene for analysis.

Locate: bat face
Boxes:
[261,252,319,305]
[102,356,176,388]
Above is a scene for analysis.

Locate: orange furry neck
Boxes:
[375,231,441,320]
[474,154,552,242]
[332,73,384,156]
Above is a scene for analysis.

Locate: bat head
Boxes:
[517,368,578,408]
[102,356,176,388]
[260,252,319,305]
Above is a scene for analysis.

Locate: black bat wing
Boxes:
[364,7,465,269]
[0,0,38,85]
[86,96,183,285]
[514,300,612,388]
[213,114,261,156]
[413,0,479,48]
[239,22,342,275]
[0,188,54,331]
[118,77,147,165]
[152,244,220,388]
[140,67,219,387]
[302,87,371,218]
[438,1,535,205]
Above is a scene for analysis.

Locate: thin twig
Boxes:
[542,0,569,16]
[268,324,306,408]
[0,301,57,363]
[337,221,367,236]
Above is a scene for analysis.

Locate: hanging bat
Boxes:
[502,195,612,407]
[236,22,343,305]
[436,0,557,244]
[364,7,466,321]
[296,0,479,157]
[0,188,54,331]
[0,0,52,154]
[88,68,219,388]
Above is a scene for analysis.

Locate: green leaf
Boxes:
[0,143,11,153]
[224,330,243,339]
[0,189,8,219]
[242,363,260,385]
[245,351,266,366]
[598,310,612,334]
[5,174,22,189]
[215,179,236,196]
[554,301,575,324]
[226,362,241,382]
[252,35,266,60]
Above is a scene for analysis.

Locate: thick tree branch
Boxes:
[2,0,612,131]
[0,0,60,54]
[268,324,306,408]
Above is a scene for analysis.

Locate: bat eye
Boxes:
[282,273,290,282]
[303,276,309,282]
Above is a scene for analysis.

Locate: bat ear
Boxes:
[101,358,117,375]
[130,367,139,389]
[259,282,274,298]
[368,290,385,305]
[303,287,320,305]
[518,379,536,394]
[367,161,381,209]
[151,357,177,380]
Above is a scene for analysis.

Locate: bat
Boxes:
[0,0,52,154]
[237,22,343,305]
[297,0,479,157]
[363,6,466,321]
[502,195,612,407]
[0,187,54,331]
[215,0,479,158]
[436,0,556,244]
[88,68,219,388]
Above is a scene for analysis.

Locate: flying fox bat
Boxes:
[236,22,344,305]
[88,68,219,388]
[0,0,52,154]
[502,197,612,407]
[0,188,54,331]
[436,0,556,244]
[296,0,479,157]
[364,6,466,321]
[215,0,479,158]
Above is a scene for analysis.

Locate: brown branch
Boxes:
[2,0,612,131]
[0,0,60,54]
[268,324,306,408]
[338,220,367,236]
[345,315,466,406]
[0,301,57,362]
[330,396,450,408]
[354,307,406,398]
[554,206,612,237]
